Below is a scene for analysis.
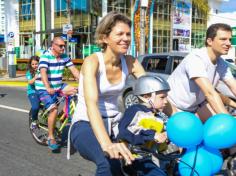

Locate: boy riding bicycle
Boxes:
[117,75,172,176]
[35,37,79,151]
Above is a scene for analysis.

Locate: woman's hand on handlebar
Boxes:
[102,142,135,165]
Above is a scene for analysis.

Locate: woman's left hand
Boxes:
[102,142,135,165]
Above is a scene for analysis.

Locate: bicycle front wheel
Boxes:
[29,108,48,146]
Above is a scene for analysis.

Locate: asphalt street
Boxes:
[0,86,95,176]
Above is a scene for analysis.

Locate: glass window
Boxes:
[19,0,35,31]
[145,57,167,73]
[191,5,207,48]
[152,0,171,53]
[107,0,131,16]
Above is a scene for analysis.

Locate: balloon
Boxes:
[203,113,236,149]
[178,146,212,176]
[204,146,223,174]
[166,112,203,148]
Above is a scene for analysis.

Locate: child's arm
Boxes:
[117,106,156,145]
[26,71,37,85]
[28,74,37,85]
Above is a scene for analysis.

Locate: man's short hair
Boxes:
[205,23,232,46]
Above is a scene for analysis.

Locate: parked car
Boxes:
[120,52,236,111]
[120,52,188,110]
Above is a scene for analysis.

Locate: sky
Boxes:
[219,0,236,12]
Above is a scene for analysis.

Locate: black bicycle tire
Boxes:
[29,108,48,146]
[29,95,77,146]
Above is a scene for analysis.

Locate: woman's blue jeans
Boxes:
[28,93,40,121]
[70,121,124,176]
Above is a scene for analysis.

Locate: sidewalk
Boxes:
[0,73,78,87]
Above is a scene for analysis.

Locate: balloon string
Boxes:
[190,145,199,176]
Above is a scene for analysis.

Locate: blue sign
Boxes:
[61,34,67,40]
[8,32,14,38]
[69,38,77,43]
[0,35,4,43]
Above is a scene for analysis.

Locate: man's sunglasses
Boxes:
[55,43,66,49]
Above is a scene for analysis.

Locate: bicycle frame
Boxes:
[29,93,77,146]
[57,97,76,132]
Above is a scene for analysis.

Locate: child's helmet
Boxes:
[133,75,170,96]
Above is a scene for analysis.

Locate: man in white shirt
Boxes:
[166,23,236,122]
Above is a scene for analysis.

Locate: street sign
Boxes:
[63,24,73,34]
[8,32,14,38]
[61,34,67,40]
[69,38,77,43]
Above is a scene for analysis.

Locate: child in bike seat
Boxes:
[26,56,40,130]
[117,75,171,176]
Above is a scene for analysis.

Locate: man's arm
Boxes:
[193,77,228,114]
[219,93,236,109]
[223,78,236,97]
[68,65,80,80]
[40,68,55,94]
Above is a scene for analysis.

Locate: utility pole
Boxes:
[139,0,148,55]
[66,0,71,55]
[5,0,19,78]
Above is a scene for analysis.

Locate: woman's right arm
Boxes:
[82,55,134,163]
[82,55,112,148]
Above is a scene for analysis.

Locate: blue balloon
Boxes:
[204,146,223,174]
[203,113,236,149]
[166,112,203,148]
[178,146,212,176]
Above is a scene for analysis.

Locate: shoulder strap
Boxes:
[121,55,129,76]
[95,52,104,73]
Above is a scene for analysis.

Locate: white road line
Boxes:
[0,104,29,113]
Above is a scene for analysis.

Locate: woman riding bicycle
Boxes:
[70,12,145,175]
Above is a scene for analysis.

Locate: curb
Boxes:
[0,81,78,87]
[0,81,27,87]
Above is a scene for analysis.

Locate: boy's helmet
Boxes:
[133,75,170,96]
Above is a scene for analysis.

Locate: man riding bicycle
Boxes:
[165,23,236,122]
[35,37,79,151]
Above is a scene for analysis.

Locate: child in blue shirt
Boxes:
[26,56,40,129]
[117,75,170,176]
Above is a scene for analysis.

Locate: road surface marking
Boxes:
[0,104,29,113]
[0,82,27,87]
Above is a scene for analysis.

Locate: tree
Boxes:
[192,0,209,17]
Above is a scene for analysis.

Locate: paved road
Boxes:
[0,87,95,176]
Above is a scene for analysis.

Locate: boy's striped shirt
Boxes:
[35,49,73,90]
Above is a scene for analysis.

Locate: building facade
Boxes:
[0,0,5,44]
[0,0,5,35]
[15,0,210,59]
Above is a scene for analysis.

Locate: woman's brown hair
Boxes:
[95,11,131,50]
